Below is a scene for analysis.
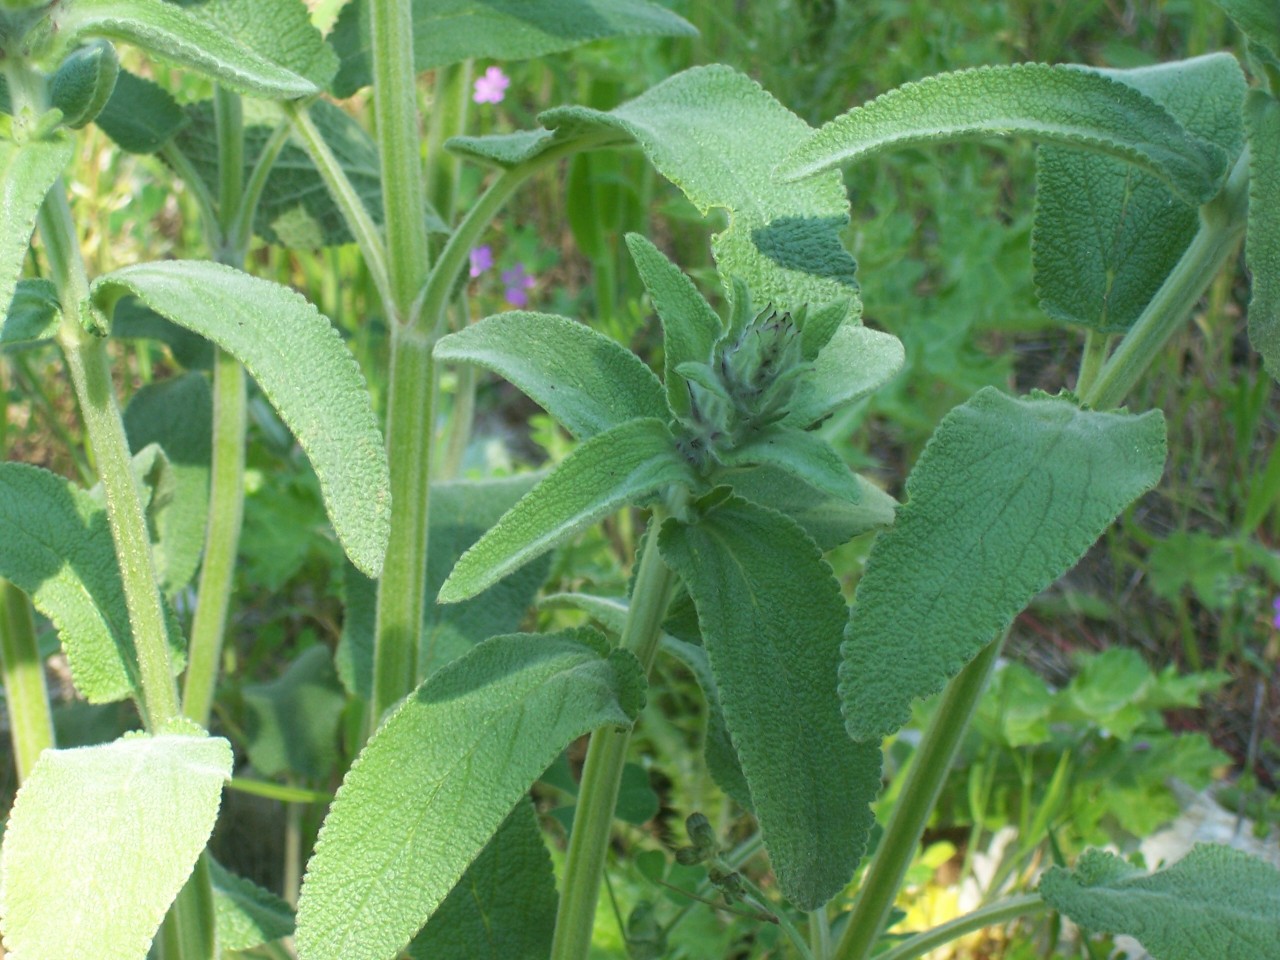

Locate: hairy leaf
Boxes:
[1040,845,1280,960]
[295,629,645,960]
[329,0,694,98]
[624,233,723,418]
[209,859,294,953]
[1247,91,1280,379]
[242,645,346,779]
[841,389,1166,741]
[0,723,232,960]
[0,463,183,703]
[719,426,861,501]
[438,418,692,603]
[434,312,667,440]
[781,63,1228,205]
[91,261,390,577]
[95,69,187,153]
[1035,55,1247,332]
[786,322,904,426]
[453,66,861,311]
[110,297,214,370]
[0,134,74,326]
[54,0,330,98]
[726,464,898,550]
[1214,0,1280,70]
[0,278,60,344]
[123,372,211,595]
[406,800,556,960]
[659,498,881,909]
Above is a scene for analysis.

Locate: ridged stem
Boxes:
[0,578,54,781]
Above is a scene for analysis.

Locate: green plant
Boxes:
[0,2,1278,960]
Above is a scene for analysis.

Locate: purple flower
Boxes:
[469,245,494,278]
[473,66,510,104]
[1271,595,1280,630]
[502,263,536,308]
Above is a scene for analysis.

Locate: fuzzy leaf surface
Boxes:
[781,63,1227,205]
[55,0,330,98]
[328,0,694,98]
[1247,91,1280,379]
[785,323,904,426]
[92,261,390,577]
[0,725,232,960]
[0,134,74,325]
[434,312,667,440]
[726,464,898,550]
[209,859,295,952]
[0,463,183,702]
[439,418,692,603]
[659,498,881,909]
[295,629,645,960]
[1034,55,1247,332]
[1214,0,1280,69]
[719,426,861,501]
[405,799,556,960]
[1039,845,1280,960]
[123,371,211,595]
[454,66,860,311]
[842,389,1166,741]
[624,233,722,418]
[0,278,60,343]
[95,69,187,153]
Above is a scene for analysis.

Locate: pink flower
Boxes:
[1272,595,1280,630]
[469,245,494,278]
[502,263,535,308]
[473,66,510,104]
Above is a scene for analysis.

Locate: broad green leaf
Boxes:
[727,464,898,550]
[841,389,1166,742]
[438,418,693,603]
[1040,845,1280,960]
[0,134,74,326]
[0,278,60,344]
[434,312,667,440]
[54,0,330,98]
[780,63,1228,206]
[0,723,232,960]
[171,99,386,249]
[718,425,860,501]
[624,233,723,418]
[0,462,183,703]
[1034,55,1247,332]
[1214,0,1280,70]
[91,261,390,578]
[209,859,295,952]
[110,296,214,369]
[786,323,904,426]
[659,497,881,909]
[123,371,211,596]
[294,629,645,960]
[95,69,187,153]
[536,591,752,809]
[242,645,346,779]
[453,66,861,311]
[406,800,557,960]
[328,0,695,98]
[1246,91,1280,379]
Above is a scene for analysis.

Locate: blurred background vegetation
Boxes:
[2,1,1277,957]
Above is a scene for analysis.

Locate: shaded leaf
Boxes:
[726,464,898,551]
[329,0,694,98]
[659,497,881,909]
[109,296,213,369]
[434,312,668,440]
[295,629,645,960]
[242,645,346,779]
[1040,845,1280,960]
[719,425,860,501]
[0,278,60,344]
[91,261,390,578]
[0,134,74,327]
[781,63,1227,205]
[95,69,187,154]
[209,858,294,953]
[841,389,1167,741]
[1247,91,1280,379]
[0,723,232,960]
[1214,0,1280,70]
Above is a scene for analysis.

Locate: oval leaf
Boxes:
[55,0,327,98]
[328,0,695,98]
[659,498,881,910]
[438,418,692,603]
[841,389,1167,742]
[781,63,1227,205]
[0,725,232,960]
[294,629,645,960]
[91,261,390,578]
[434,312,668,440]
[1040,845,1280,960]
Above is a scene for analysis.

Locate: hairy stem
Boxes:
[0,578,54,781]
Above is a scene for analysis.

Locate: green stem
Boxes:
[831,634,1006,960]
[550,516,677,960]
[423,60,473,225]
[161,141,221,256]
[1074,329,1109,398]
[156,853,218,960]
[182,346,245,724]
[228,119,292,258]
[438,339,476,479]
[0,578,54,781]
[872,895,1048,960]
[1083,152,1249,411]
[284,778,303,907]
[213,86,243,242]
[227,776,332,805]
[809,908,832,960]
